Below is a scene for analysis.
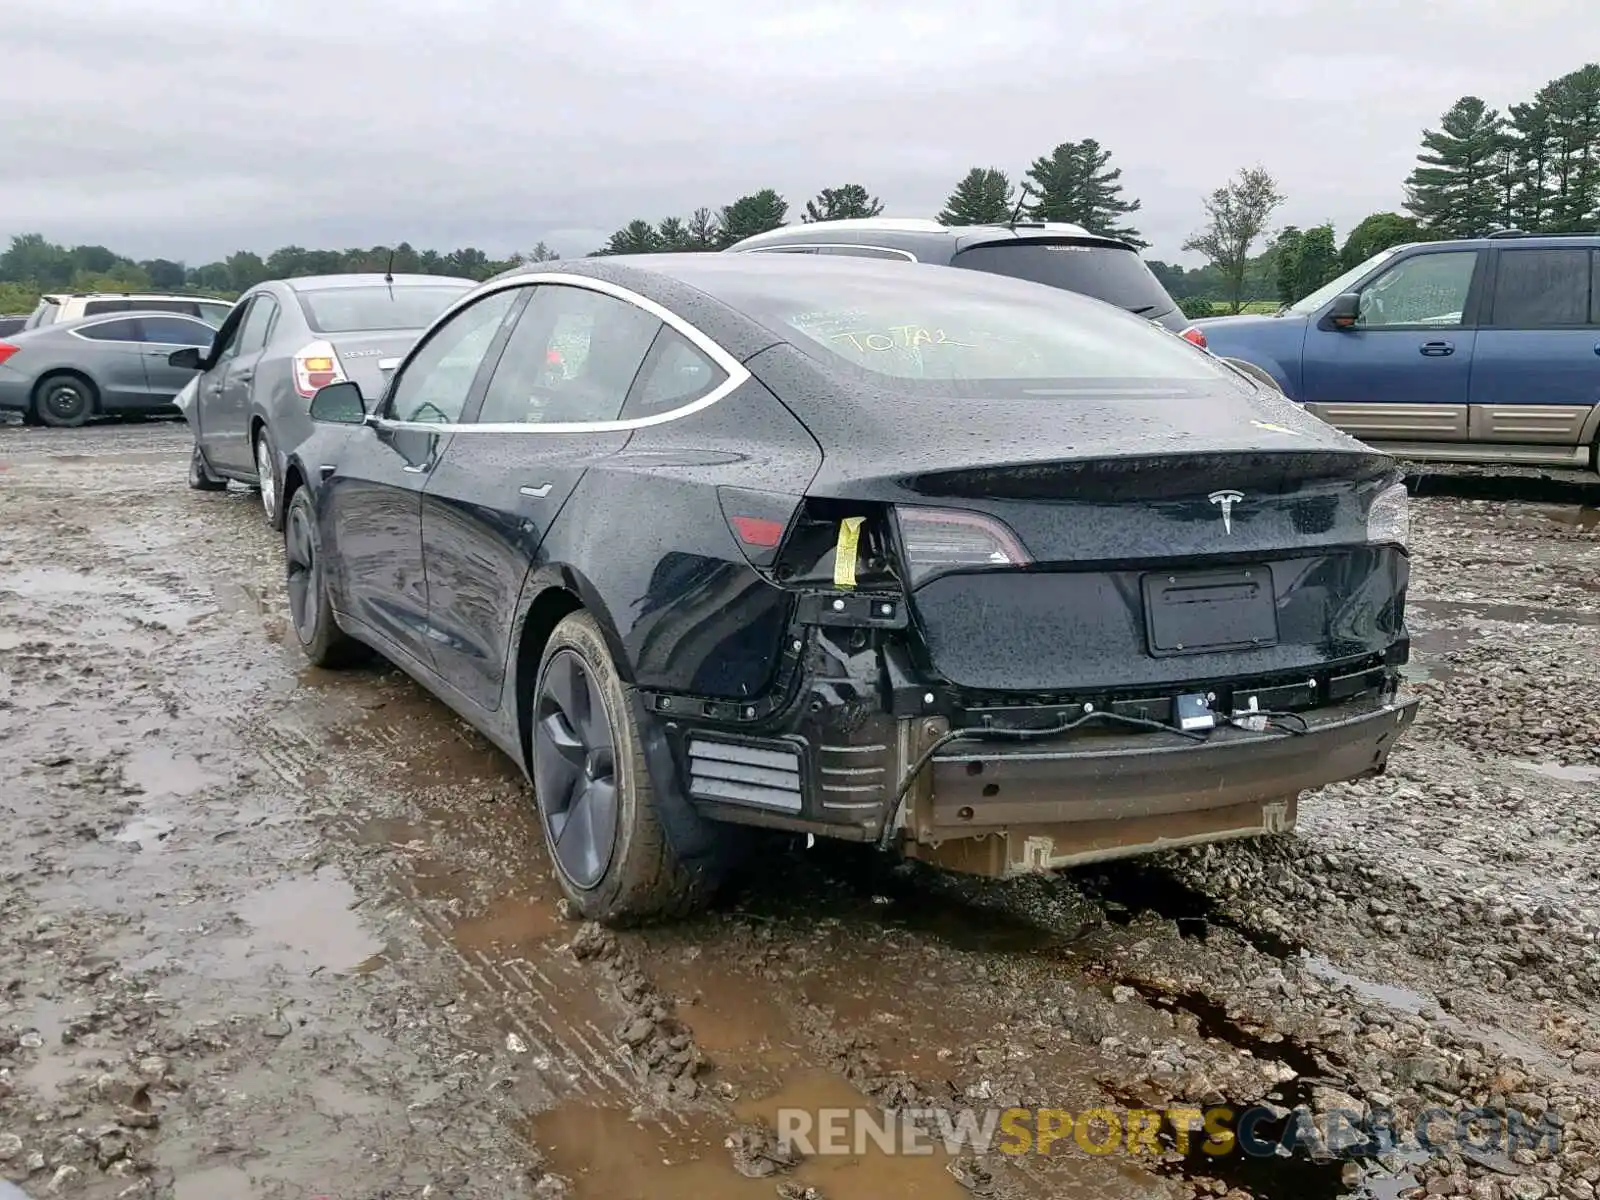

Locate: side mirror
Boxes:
[309,380,368,425]
[1327,292,1361,330]
[167,346,204,370]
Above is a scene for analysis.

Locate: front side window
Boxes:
[1491,248,1594,328]
[475,285,660,424]
[75,318,143,342]
[236,296,279,355]
[1355,251,1479,328]
[139,316,215,347]
[387,289,520,424]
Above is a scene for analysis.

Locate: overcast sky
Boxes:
[2,0,1596,266]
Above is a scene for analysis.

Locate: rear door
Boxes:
[324,287,522,670]
[1300,247,1486,443]
[134,316,216,399]
[1467,245,1600,453]
[209,294,279,471]
[420,282,667,708]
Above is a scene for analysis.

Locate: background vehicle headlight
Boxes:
[1367,481,1409,546]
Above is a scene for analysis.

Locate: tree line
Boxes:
[2,61,1594,318]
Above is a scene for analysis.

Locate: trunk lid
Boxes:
[328,331,423,396]
[759,351,1405,694]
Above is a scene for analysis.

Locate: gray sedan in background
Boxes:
[171,273,474,527]
[0,312,216,426]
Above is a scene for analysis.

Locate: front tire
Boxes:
[187,443,227,491]
[255,425,285,530]
[284,487,363,668]
[532,611,712,924]
[33,374,97,428]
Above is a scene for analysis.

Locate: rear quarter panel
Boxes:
[520,377,823,701]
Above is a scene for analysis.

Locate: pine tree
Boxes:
[1505,98,1556,231]
[803,185,883,223]
[937,168,1016,225]
[684,208,720,250]
[1532,64,1600,231]
[598,220,663,256]
[656,217,691,250]
[1272,226,1303,306]
[1023,140,1144,245]
[1403,96,1506,237]
[718,190,788,247]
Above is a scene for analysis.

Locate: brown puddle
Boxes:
[451,891,566,955]
[534,1070,970,1200]
[229,869,387,977]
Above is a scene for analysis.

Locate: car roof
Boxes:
[1390,232,1600,252]
[39,291,231,302]
[280,273,476,291]
[729,216,1136,254]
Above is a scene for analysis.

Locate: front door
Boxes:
[323,287,523,671]
[135,316,217,400]
[1301,248,1486,443]
[209,294,280,472]
[421,281,671,709]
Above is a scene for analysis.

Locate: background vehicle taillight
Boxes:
[1181,326,1208,348]
[0,342,18,367]
[293,341,346,399]
[894,506,1032,586]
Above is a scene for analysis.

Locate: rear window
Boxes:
[296,285,472,334]
[951,241,1177,317]
[25,301,60,329]
[722,260,1227,390]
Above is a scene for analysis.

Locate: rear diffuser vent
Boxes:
[687,737,803,813]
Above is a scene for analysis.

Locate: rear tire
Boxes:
[33,374,96,428]
[255,425,285,530]
[187,443,227,491]
[532,611,713,925]
[284,487,364,668]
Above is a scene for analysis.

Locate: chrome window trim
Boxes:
[375,273,752,435]
[739,242,918,262]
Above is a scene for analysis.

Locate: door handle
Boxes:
[1419,341,1454,356]
[236,371,254,382]
[1593,344,1600,357]
[401,464,429,474]
[519,483,552,498]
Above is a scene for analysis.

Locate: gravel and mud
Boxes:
[2,420,1597,1200]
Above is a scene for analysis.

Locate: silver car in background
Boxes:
[0,311,216,426]
[171,273,474,527]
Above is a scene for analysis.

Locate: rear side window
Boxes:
[952,242,1177,317]
[818,246,915,261]
[83,300,132,315]
[197,302,233,327]
[75,318,144,342]
[476,285,660,425]
[296,285,471,334]
[139,317,214,346]
[1491,248,1595,327]
[621,326,727,418]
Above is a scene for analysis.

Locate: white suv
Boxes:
[24,292,234,331]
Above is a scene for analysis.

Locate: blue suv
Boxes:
[1190,232,1600,470]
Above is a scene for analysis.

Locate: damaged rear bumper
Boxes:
[900,693,1417,876]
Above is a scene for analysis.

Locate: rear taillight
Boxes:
[1181,326,1208,349]
[0,342,18,367]
[894,506,1032,586]
[717,487,801,569]
[293,340,346,399]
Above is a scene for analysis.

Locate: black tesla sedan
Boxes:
[280,253,1418,923]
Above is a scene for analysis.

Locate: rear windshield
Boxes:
[24,301,59,330]
[722,260,1228,389]
[295,285,472,333]
[951,241,1177,317]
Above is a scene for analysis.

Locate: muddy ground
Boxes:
[1,420,1598,1200]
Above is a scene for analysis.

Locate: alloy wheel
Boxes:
[284,502,320,643]
[534,649,619,889]
[256,437,276,518]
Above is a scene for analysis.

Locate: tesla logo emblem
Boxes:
[1208,489,1244,534]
